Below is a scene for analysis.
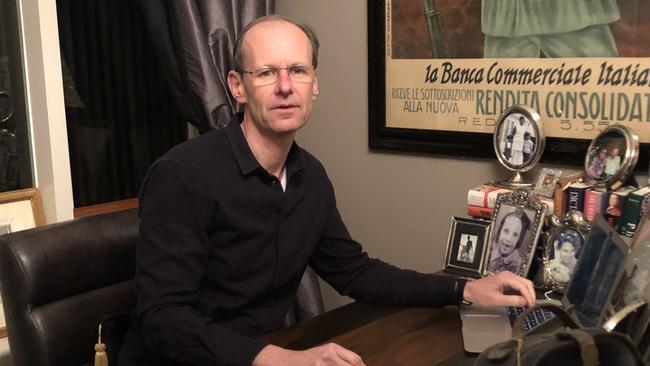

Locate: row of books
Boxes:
[560,183,650,237]
[466,184,554,219]
[466,182,650,238]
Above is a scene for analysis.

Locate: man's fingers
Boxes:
[492,293,528,307]
[499,272,535,306]
[335,345,366,366]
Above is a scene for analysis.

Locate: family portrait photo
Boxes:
[586,138,625,182]
[497,113,537,168]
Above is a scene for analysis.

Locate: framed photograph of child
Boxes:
[443,217,490,278]
[584,124,639,190]
[483,190,546,277]
[540,211,591,292]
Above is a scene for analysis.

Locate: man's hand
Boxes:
[463,271,535,307]
[253,343,366,366]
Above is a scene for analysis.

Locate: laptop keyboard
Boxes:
[506,306,555,332]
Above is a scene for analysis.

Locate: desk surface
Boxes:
[264,302,477,366]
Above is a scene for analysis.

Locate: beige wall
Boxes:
[276,1,586,310]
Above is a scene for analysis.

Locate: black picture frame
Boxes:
[367,1,650,169]
[443,217,490,278]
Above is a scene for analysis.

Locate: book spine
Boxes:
[467,187,499,208]
[583,190,607,222]
[467,205,492,220]
[565,186,587,213]
[583,189,598,222]
[620,193,644,237]
[553,186,566,216]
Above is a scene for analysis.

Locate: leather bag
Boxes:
[473,304,643,366]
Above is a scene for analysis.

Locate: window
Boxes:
[56,0,187,207]
[0,0,34,192]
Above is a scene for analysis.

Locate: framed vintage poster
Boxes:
[369,0,650,167]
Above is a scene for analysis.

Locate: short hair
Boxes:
[494,208,531,250]
[232,15,320,73]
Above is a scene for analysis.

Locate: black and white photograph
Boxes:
[456,234,477,263]
[547,228,584,284]
[484,190,546,277]
[533,168,562,198]
[498,113,536,167]
[443,217,490,278]
[493,105,545,176]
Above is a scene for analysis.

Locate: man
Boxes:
[508,116,534,166]
[120,15,535,366]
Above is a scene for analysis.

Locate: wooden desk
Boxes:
[264,302,477,366]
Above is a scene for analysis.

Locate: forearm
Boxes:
[140,304,267,366]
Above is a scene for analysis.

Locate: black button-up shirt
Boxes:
[131,113,463,366]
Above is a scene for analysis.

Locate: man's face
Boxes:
[228,20,318,136]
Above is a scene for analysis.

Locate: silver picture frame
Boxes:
[584,124,639,190]
[443,217,490,278]
[483,189,546,277]
[541,211,591,292]
[493,105,545,188]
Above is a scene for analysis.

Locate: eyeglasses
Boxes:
[239,65,315,85]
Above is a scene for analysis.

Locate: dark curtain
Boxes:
[139,0,275,133]
[57,0,188,207]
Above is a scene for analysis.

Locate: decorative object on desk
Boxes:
[533,168,562,198]
[493,105,545,188]
[483,189,546,277]
[540,211,591,292]
[443,217,490,278]
[617,205,650,310]
[0,187,45,234]
[585,124,639,190]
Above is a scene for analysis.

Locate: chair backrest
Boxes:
[0,207,325,366]
[0,209,138,366]
[284,266,326,327]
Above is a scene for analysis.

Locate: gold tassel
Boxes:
[94,323,109,366]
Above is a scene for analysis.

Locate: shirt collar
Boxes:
[226,112,306,177]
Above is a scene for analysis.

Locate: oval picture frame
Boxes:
[541,211,591,292]
[584,124,639,190]
[493,105,545,173]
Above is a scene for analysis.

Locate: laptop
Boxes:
[460,214,629,353]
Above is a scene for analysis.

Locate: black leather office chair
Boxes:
[0,208,324,366]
